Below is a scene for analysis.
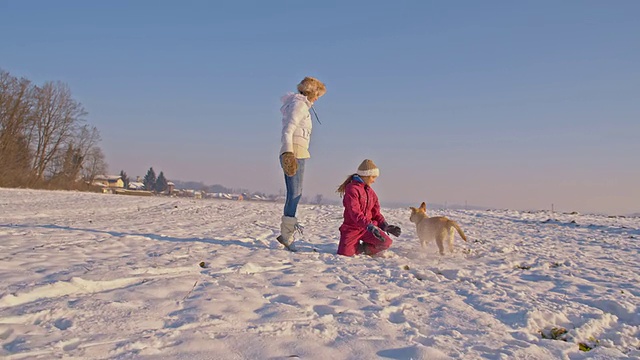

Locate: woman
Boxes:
[277,76,327,252]
[336,159,402,256]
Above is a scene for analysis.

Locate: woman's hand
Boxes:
[281,152,298,176]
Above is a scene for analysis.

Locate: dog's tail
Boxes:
[449,220,467,241]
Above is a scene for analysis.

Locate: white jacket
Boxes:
[279,93,313,158]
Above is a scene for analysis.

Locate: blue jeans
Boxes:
[281,156,305,217]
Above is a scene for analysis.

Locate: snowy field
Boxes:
[0,188,638,360]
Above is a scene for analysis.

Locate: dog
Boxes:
[409,202,467,255]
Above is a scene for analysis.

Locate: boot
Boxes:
[356,242,371,255]
[277,216,298,252]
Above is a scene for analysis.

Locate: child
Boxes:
[336,159,402,256]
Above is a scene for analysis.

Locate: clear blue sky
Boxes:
[1,1,639,214]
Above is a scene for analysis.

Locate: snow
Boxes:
[0,188,638,359]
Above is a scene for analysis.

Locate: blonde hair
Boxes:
[297,76,326,100]
[336,174,357,197]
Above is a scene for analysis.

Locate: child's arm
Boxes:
[371,191,402,237]
[370,192,386,226]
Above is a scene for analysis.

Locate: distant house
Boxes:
[128,181,145,190]
[184,189,195,197]
[93,175,124,191]
[166,181,175,194]
[173,189,202,199]
[208,192,232,200]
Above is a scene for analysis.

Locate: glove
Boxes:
[281,152,298,177]
[379,222,401,237]
[367,223,386,242]
[385,225,402,237]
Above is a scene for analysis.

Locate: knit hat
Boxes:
[356,159,379,177]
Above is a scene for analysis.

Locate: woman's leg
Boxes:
[282,158,305,217]
[278,157,306,250]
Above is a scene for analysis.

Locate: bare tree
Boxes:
[0,70,34,186]
[49,124,102,186]
[1,69,108,190]
[28,81,87,183]
[49,143,84,186]
[73,124,101,163]
[81,146,108,183]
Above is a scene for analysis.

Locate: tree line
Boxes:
[0,69,107,189]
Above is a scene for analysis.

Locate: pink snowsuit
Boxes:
[337,176,392,256]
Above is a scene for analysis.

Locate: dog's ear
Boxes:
[420,202,426,211]
[409,207,416,212]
